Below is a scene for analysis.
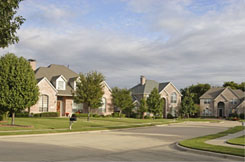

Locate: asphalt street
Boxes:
[0,121,242,161]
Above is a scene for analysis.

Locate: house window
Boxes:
[58,81,65,90]
[39,95,48,112]
[204,99,211,104]
[203,108,211,116]
[99,97,106,113]
[72,101,83,113]
[171,92,177,103]
[230,99,237,105]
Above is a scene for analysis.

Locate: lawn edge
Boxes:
[226,140,245,146]
[178,126,245,157]
[176,142,244,161]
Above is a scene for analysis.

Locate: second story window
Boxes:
[171,92,177,103]
[58,81,65,90]
[204,99,211,104]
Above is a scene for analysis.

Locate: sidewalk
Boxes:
[206,130,245,149]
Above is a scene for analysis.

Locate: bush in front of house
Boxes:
[15,112,29,117]
[75,113,89,118]
[240,113,244,120]
[167,113,174,119]
[33,112,59,117]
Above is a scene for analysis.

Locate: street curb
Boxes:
[175,142,245,161]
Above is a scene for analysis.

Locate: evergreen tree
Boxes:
[138,97,147,119]
[112,87,134,117]
[146,88,163,119]
[0,53,39,125]
[73,71,104,121]
[180,89,197,118]
[0,0,25,48]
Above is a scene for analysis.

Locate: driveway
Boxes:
[0,121,241,161]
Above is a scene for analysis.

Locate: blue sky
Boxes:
[1,0,244,89]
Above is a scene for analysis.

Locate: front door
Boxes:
[219,108,223,117]
[57,101,63,116]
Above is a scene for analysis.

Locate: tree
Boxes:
[181,83,210,104]
[223,81,245,91]
[138,97,148,119]
[73,71,105,121]
[0,53,39,125]
[146,88,163,119]
[0,0,25,48]
[180,89,198,118]
[112,87,134,117]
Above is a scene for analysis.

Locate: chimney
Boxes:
[140,75,146,85]
[28,59,36,71]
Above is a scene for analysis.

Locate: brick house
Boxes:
[29,60,113,116]
[130,76,182,118]
[200,87,245,117]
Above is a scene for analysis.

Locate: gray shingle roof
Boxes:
[199,87,225,99]
[130,80,170,94]
[35,64,79,96]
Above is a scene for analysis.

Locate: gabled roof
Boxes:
[200,87,225,99]
[35,64,79,96]
[130,79,178,95]
[200,87,245,100]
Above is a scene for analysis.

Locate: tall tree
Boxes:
[223,81,245,91]
[73,71,105,121]
[138,97,148,119]
[146,88,163,119]
[181,83,211,104]
[112,87,134,117]
[180,89,197,118]
[0,0,25,48]
[0,53,39,125]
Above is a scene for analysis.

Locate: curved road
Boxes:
[0,121,242,161]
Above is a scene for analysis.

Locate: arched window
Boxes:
[39,95,49,112]
[99,97,106,113]
[171,92,177,103]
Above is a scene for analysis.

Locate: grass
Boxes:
[0,117,221,136]
[179,126,245,157]
[227,135,245,146]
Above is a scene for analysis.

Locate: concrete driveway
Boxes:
[0,121,241,161]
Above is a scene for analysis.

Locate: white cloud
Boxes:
[1,0,245,89]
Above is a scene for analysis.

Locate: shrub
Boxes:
[144,115,152,119]
[167,113,174,119]
[15,112,29,117]
[155,116,163,119]
[33,112,59,117]
[0,114,3,121]
[112,112,120,117]
[92,114,100,118]
[240,113,245,120]
[75,113,88,118]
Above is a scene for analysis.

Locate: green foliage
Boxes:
[167,113,174,119]
[15,112,29,117]
[0,0,25,48]
[138,97,148,119]
[146,88,164,118]
[181,83,210,104]
[223,81,245,91]
[180,89,198,118]
[240,113,244,120]
[0,53,39,124]
[75,113,89,118]
[73,71,105,121]
[33,112,59,118]
[112,87,134,117]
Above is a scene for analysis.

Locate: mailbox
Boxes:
[70,117,77,121]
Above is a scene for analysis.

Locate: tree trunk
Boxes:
[142,112,144,119]
[11,112,15,125]
[28,107,31,116]
[119,110,122,118]
[87,107,90,121]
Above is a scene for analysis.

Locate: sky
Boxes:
[0,0,244,89]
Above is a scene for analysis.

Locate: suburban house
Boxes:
[130,76,182,118]
[28,60,114,116]
[200,87,245,118]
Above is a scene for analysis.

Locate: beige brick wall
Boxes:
[30,78,57,113]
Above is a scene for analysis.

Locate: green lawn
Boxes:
[227,135,245,146]
[179,126,245,157]
[0,117,221,136]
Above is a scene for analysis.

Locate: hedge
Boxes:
[33,112,59,117]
